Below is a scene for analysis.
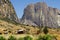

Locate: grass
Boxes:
[18,37,24,40]
[0,34,58,40]
[0,19,60,40]
[0,17,19,25]
[8,35,16,40]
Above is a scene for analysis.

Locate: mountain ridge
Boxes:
[21,2,60,28]
[0,0,19,23]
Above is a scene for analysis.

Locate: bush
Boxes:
[18,37,24,40]
[0,36,6,40]
[43,34,52,40]
[8,36,16,40]
[24,36,33,40]
[37,35,43,40]
[37,34,57,40]
[43,27,48,34]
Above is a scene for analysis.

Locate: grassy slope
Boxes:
[0,19,60,40]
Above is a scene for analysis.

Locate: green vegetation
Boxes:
[18,37,24,40]
[0,35,57,40]
[37,35,43,40]
[43,27,48,34]
[36,26,57,40]
[43,34,52,40]
[8,36,16,40]
[0,36,6,40]
[37,34,56,40]
[24,36,33,40]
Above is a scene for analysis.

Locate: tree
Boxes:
[43,26,48,34]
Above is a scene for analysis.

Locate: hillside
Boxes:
[0,0,60,40]
[0,0,18,23]
[0,19,60,40]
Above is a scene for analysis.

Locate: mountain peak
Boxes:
[0,0,18,23]
[21,2,60,28]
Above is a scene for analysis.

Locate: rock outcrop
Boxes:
[21,2,60,28]
[0,0,18,22]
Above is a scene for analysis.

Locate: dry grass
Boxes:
[0,19,60,40]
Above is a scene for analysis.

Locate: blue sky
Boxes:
[10,0,60,18]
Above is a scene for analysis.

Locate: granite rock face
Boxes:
[21,2,60,28]
[0,0,18,22]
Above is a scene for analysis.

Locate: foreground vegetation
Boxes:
[0,19,60,40]
[0,34,57,40]
[0,27,57,40]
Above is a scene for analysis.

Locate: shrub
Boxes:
[43,27,48,34]
[18,37,24,40]
[37,34,57,40]
[37,35,43,40]
[8,36,16,40]
[43,34,52,40]
[24,36,33,40]
[0,36,6,40]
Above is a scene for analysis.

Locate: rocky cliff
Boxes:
[21,2,60,28]
[0,0,18,23]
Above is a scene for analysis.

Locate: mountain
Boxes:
[21,2,60,28]
[0,0,18,23]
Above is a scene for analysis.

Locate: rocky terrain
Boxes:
[0,0,60,29]
[0,0,39,34]
[21,2,60,28]
[0,0,60,40]
[0,0,18,23]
